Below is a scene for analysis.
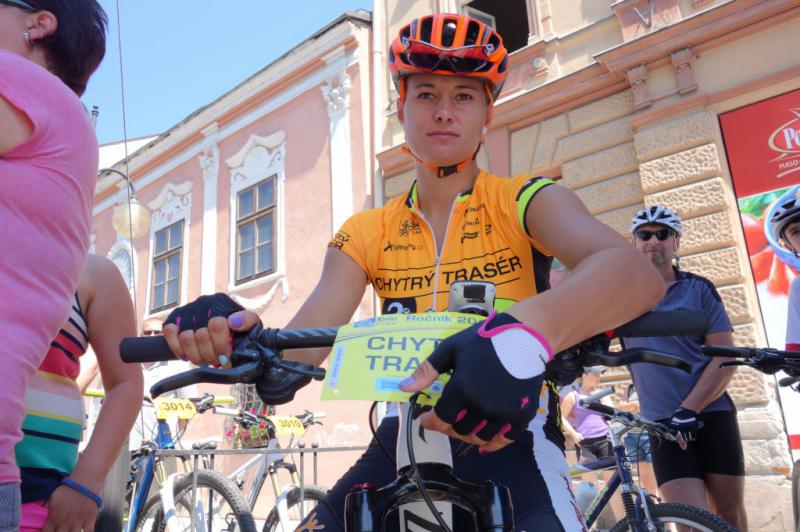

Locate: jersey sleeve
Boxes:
[700,280,733,335]
[506,175,556,255]
[328,211,374,275]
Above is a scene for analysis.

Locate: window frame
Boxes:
[149,219,185,313]
[234,176,277,285]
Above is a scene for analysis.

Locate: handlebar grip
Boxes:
[120,336,176,363]
[312,411,327,420]
[613,311,709,338]
[700,345,747,358]
[579,400,616,417]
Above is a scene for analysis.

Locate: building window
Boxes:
[151,220,183,312]
[462,0,530,53]
[235,176,276,284]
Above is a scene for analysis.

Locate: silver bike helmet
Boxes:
[768,186,800,243]
[629,205,683,236]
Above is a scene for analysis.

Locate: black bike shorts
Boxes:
[576,435,612,464]
[652,409,745,486]
[297,417,587,531]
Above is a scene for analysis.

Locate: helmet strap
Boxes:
[402,144,481,178]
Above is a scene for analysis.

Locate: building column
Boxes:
[321,47,354,236]
[198,123,220,295]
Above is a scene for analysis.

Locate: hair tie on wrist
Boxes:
[61,478,103,509]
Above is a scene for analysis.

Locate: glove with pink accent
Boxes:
[424,311,553,442]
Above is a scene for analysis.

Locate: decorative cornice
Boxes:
[596,0,799,76]
[376,144,413,177]
[231,276,289,312]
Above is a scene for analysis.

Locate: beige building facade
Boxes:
[371,0,799,528]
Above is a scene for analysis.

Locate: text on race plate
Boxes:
[321,312,482,404]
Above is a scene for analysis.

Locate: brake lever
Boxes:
[150,362,263,398]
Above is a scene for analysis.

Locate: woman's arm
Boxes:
[167,247,369,367]
[75,348,100,394]
[509,186,665,352]
[559,391,582,443]
[0,96,33,154]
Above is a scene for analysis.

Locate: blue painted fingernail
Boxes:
[399,376,415,387]
[229,315,244,328]
[218,355,229,366]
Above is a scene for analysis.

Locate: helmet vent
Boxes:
[420,17,433,43]
[466,20,481,46]
[442,18,458,47]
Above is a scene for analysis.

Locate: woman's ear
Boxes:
[26,10,58,42]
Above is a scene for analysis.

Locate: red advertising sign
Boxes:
[720,88,800,198]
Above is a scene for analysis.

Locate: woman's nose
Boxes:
[433,102,453,122]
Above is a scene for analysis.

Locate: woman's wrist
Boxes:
[61,477,103,509]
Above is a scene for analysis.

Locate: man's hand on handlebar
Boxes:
[162,293,261,366]
[400,312,551,454]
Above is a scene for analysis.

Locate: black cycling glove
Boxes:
[427,311,553,442]
[165,293,247,332]
[668,407,700,443]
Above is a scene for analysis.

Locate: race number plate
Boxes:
[154,398,196,421]
[267,415,306,437]
[321,312,482,404]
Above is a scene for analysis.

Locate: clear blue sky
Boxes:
[82,0,373,145]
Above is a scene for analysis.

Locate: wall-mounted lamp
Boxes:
[100,168,151,238]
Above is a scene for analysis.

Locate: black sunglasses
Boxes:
[0,0,37,10]
[634,229,673,241]
[141,330,162,337]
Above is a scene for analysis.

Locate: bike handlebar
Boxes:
[579,400,678,442]
[119,310,707,401]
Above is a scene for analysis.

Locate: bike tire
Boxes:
[142,469,257,532]
[262,484,329,532]
[609,502,737,532]
[95,445,130,532]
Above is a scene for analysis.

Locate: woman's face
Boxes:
[581,372,600,389]
[398,74,491,169]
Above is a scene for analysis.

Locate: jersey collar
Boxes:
[403,176,479,214]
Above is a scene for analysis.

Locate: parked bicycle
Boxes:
[213,406,329,531]
[121,392,257,531]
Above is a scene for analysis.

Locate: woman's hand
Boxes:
[162,293,261,366]
[42,484,98,532]
[570,430,584,445]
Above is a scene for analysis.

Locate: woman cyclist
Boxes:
[16,256,142,531]
[0,1,107,526]
[162,13,663,530]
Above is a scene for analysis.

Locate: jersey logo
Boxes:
[398,220,422,237]
[328,231,351,250]
[382,297,417,314]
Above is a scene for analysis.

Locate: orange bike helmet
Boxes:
[388,13,509,103]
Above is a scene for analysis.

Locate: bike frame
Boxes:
[125,421,175,532]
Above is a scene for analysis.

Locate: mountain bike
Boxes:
[123,393,257,532]
[121,300,719,530]
[211,406,329,531]
[571,397,736,531]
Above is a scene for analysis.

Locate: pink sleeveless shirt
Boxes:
[0,51,97,482]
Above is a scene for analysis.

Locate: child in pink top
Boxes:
[0,0,107,527]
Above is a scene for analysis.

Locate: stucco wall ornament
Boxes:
[148,181,193,231]
[321,73,352,117]
[231,275,289,312]
[671,48,698,94]
[198,145,220,182]
[627,64,653,109]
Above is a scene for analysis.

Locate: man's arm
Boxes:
[680,330,737,413]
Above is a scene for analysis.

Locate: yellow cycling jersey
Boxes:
[329,171,556,314]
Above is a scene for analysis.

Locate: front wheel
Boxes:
[142,469,257,532]
[262,484,328,532]
[609,502,737,532]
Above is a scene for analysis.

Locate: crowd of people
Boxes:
[1,1,795,530]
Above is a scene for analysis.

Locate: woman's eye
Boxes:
[456,93,474,101]
[416,92,434,100]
